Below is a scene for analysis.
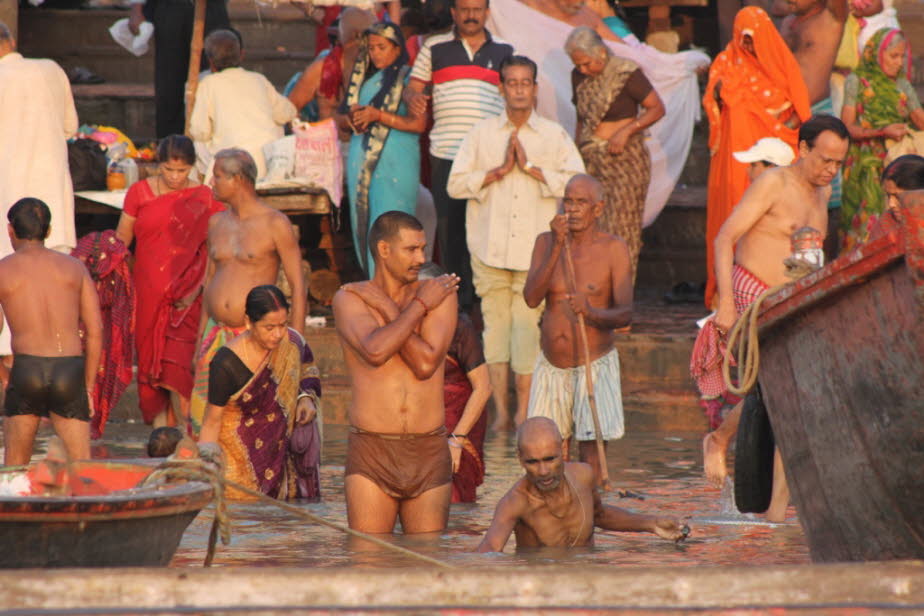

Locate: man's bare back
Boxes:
[734,165,830,287]
[0,249,93,357]
[780,0,848,104]
[519,0,623,42]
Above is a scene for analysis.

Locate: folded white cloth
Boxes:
[109,18,155,57]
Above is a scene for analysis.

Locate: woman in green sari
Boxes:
[840,28,924,250]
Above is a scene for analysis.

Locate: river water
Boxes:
[81,421,808,569]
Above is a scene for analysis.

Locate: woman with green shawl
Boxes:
[840,27,924,250]
[339,22,425,276]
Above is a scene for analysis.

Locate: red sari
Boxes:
[123,181,223,423]
[443,313,487,503]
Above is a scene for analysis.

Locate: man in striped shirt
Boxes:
[405,0,514,310]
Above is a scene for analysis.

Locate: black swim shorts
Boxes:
[4,354,91,421]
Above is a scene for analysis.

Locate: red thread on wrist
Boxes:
[412,296,428,313]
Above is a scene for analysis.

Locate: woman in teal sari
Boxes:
[340,23,425,276]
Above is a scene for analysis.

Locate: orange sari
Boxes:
[703,6,811,307]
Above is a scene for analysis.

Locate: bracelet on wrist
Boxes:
[450,433,468,439]
[412,296,428,314]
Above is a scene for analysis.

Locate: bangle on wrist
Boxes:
[412,296,428,314]
[450,433,468,439]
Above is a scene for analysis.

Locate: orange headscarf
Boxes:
[704,6,811,153]
[702,6,812,308]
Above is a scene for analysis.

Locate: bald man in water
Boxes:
[477,417,685,551]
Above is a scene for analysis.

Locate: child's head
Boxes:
[147,427,184,457]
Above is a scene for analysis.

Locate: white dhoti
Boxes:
[527,347,625,442]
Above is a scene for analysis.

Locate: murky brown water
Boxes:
[14,421,809,569]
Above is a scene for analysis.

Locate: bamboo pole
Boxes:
[560,237,611,491]
[184,0,208,136]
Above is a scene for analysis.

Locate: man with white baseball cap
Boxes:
[733,137,796,182]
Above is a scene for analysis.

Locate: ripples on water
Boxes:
[25,421,810,568]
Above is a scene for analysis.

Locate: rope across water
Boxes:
[141,459,456,569]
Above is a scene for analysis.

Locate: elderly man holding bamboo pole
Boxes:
[523,174,631,488]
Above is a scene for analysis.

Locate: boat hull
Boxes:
[0,461,212,568]
[756,221,924,562]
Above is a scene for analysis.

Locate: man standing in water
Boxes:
[189,148,306,433]
[523,174,631,487]
[477,417,685,551]
[0,198,103,465]
[703,115,848,521]
[334,211,460,534]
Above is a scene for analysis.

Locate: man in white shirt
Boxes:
[448,55,585,431]
[0,22,79,357]
[189,30,297,181]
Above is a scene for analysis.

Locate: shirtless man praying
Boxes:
[523,174,631,487]
[0,198,102,465]
[189,148,306,434]
[703,115,849,521]
[333,211,460,534]
[478,417,685,551]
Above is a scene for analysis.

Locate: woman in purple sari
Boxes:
[199,285,322,500]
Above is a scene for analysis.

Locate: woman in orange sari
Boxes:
[115,135,224,429]
[702,6,811,307]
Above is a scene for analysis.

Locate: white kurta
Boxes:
[188,67,297,180]
[0,52,78,253]
[0,52,78,355]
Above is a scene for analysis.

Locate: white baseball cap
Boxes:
[733,137,795,167]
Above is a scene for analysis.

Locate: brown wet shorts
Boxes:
[345,426,452,499]
[4,355,90,421]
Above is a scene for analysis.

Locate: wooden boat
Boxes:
[0,460,213,568]
[754,199,924,562]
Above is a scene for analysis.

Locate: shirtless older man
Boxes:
[0,198,102,465]
[189,148,306,433]
[704,115,849,521]
[519,0,623,42]
[478,417,685,551]
[523,175,631,486]
[333,211,459,534]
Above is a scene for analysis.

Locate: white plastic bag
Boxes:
[109,18,155,57]
[292,118,343,206]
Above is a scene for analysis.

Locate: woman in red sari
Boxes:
[115,135,224,429]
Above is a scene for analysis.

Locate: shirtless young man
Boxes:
[519,0,623,43]
[703,115,849,521]
[523,175,631,487]
[780,0,848,107]
[0,198,102,465]
[333,211,460,534]
[189,148,306,433]
[477,417,685,551]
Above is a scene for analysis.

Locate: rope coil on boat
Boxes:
[142,458,456,569]
[721,285,784,397]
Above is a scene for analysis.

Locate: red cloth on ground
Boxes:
[691,263,769,429]
[71,231,135,439]
[123,181,223,423]
[443,314,487,503]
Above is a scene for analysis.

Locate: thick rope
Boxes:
[721,285,785,397]
[142,459,455,569]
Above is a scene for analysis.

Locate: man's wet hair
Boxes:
[799,115,849,149]
[214,148,257,185]
[450,0,489,8]
[500,55,537,82]
[8,198,51,241]
[368,211,424,261]
[157,134,196,166]
[882,154,924,191]
[147,427,184,457]
[205,29,242,71]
